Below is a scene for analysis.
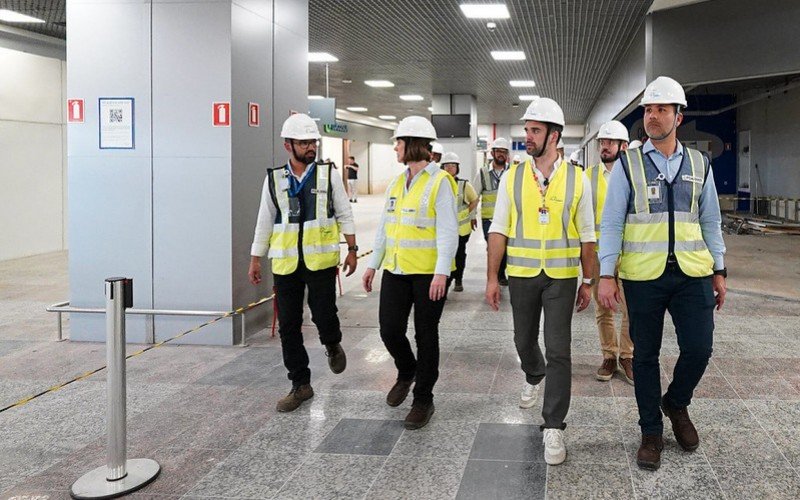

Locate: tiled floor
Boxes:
[2,195,800,498]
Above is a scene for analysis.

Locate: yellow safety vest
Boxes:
[456,179,472,237]
[586,163,609,251]
[618,147,715,281]
[382,168,457,274]
[480,165,505,219]
[506,160,584,279]
[268,164,341,275]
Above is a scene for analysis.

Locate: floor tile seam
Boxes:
[256,446,317,500]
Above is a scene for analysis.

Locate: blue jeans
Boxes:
[622,264,715,435]
[482,219,507,280]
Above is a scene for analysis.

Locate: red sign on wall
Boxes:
[67,99,84,123]
[213,102,231,127]
[248,102,260,127]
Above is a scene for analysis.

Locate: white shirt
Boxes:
[250,162,355,257]
[369,162,459,276]
[473,161,508,197]
[488,159,596,243]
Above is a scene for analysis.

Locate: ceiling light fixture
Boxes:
[308,95,325,100]
[427,107,434,112]
[378,115,397,120]
[0,9,45,22]
[459,4,511,19]
[510,80,536,87]
[308,52,338,62]
[342,79,353,84]
[400,95,424,101]
[519,95,540,101]
[491,50,525,61]
[346,107,368,112]
[365,80,395,88]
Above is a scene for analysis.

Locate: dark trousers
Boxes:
[452,234,471,281]
[379,270,448,405]
[482,219,507,280]
[274,263,342,387]
[622,264,715,435]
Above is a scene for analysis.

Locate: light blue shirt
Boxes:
[369,162,459,276]
[599,140,726,276]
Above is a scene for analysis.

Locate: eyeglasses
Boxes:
[293,139,318,149]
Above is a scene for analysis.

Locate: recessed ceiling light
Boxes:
[346,106,368,112]
[459,4,511,19]
[428,107,434,112]
[342,79,353,84]
[491,50,525,61]
[309,95,325,100]
[365,80,395,88]
[308,52,338,62]
[0,9,45,22]
[379,115,397,120]
[400,95,424,101]
[510,80,536,87]
[519,95,540,101]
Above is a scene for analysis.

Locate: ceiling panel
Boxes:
[0,0,65,39]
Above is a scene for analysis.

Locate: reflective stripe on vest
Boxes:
[268,164,340,274]
[382,168,457,274]
[618,147,714,281]
[506,160,583,278]
[587,163,608,250]
[480,167,500,219]
[456,179,471,236]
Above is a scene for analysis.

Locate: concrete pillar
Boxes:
[432,94,478,183]
[67,0,308,345]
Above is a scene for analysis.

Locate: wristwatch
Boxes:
[599,275,615,280]
[581,278,594,286]
[347,245,359,253]
[713,268,727,278]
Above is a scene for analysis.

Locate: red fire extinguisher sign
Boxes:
[248,102,260,127]
[213,102,231,127]
[67,99,85,123]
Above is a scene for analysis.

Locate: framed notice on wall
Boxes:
[99,97,135,149]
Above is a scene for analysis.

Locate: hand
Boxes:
[597,277,620,312]
[712,274,726,311]
[575,283,592,312]
[429,274,447,301]
[248,257,262,285]
[362,268,376,293]
[471,219,478,231]
[485,279,501,311]
[342,251,358,277]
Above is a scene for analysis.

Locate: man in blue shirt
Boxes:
[597,76,727,471]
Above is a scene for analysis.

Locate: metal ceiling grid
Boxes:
[0,0,65,38]
[310,0,653,124]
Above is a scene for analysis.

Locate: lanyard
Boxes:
[490,167,505,187]
[287,162,316,198]
[529,164,548,209]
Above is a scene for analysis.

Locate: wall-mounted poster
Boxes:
[99,98,135,149]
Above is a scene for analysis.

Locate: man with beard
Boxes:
[249,113,358,412]
[476,137,511,285]
[486,98,595,465]
[598,76,726,470]
[586,121,634,385]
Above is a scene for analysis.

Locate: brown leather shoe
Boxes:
[386,378,414,407]
[661,396,699,451]
[325,343,347,374]
[404,402,435,430]
[636,434,664,470]
[596,358,617,381]
[619,358,634,385]
[276,384,313,412]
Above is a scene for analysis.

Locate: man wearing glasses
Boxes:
[249,113,358,412]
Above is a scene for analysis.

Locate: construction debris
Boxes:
[723,214,800,235]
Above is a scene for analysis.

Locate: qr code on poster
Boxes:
[110,109,123,123]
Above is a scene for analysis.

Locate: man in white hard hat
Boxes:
[586,120,634,386]
[249,113,358,413]
[441,152,479,292]
[598,76,726,471]
[430,142,444,164]
[557,138,565,160]
[511,154,522,167]
[475,137,511,285]
[486,97,596,466]
[629,139,643,149]
[569,150,583,168]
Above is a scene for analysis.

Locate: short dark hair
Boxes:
[399,137,432,163]
[551,124,564,144]
[348,156,355,160]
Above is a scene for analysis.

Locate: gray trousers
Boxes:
[509,274,577,429]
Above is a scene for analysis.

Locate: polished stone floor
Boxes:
[2,195,800,499]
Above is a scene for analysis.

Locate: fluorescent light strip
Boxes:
[308,52,339,62]
[519,95,540,101]
[365,80,395,88]
[378,115,397,120]
[400,95,424,101]
[459,4,510,19]
[491,51,525,61]
[346,107,368,112]
[510,80,536,87]
[0,9,45,22]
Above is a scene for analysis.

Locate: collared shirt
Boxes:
[250,161,355,257]
[488,159,596,243]
[474,161,509,196]
[369,161,459,276]
[598,140,726,276]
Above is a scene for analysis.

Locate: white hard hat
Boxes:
[557,138,565,149]
[431,142,444,154]
[281,113,321,140]
[628,139,643,149]
[569,151,582,163]
[392,116,437,140]
[512,154,521,162]
[520,97,565,127]
[441,152,460,165]
[640,76,687,108]
[491,137,510,150]
[598,120,630,142]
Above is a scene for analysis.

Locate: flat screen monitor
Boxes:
[431,114,471,138]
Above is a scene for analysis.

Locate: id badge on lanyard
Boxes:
[538,206,550,225]
[647,173,666,204]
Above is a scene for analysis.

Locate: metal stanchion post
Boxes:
[71,277,160,499]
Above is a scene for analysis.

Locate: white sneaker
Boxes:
[543,428,567,465]
[519,382,538,408]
